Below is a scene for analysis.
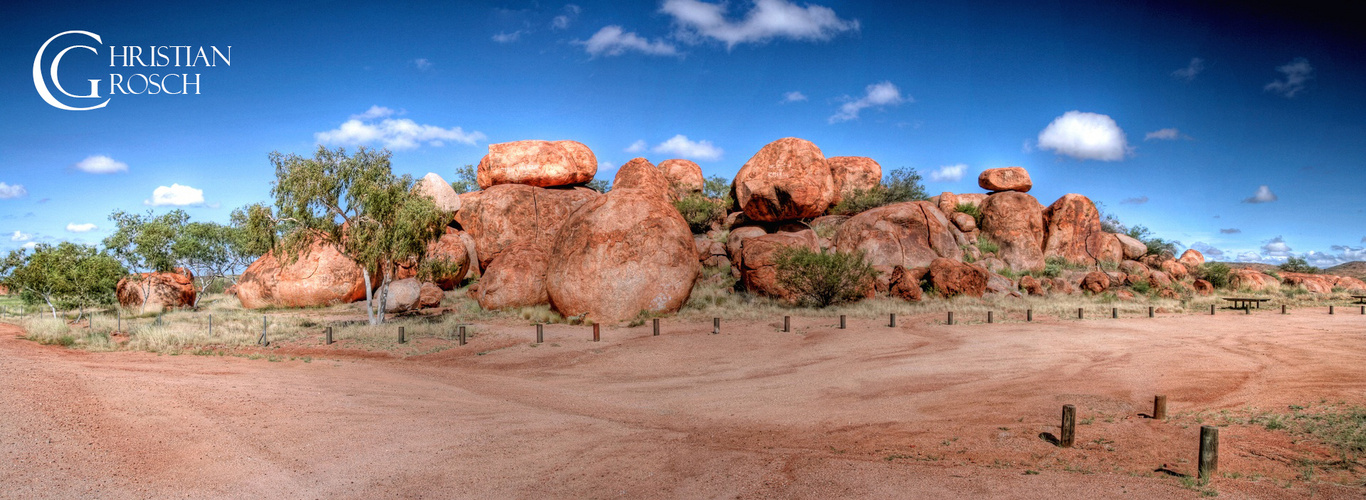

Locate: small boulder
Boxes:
[1148,271,1172,288]
[1161,260,1189,280]
[477,244,551,310]
[725,226,770,271]
[1081,271,1111,294]
[1119,260,1150,280]
[419,282,444,308]
[1115,234,1147,260]
[383,278,422,313]
[1049,277,1075,295]
[951,212,976,232]
[985,272,1021,298]
[657,159,705,194]
[888,265,927,302]
[928,258,988,298]
[978,166,1032,192]
[1193,279,1214,295]
[476,140,597,189]
[827,156,882,206]
[1178,249,1205,269]
[733,137,835,221]
[1020,275,1045,296]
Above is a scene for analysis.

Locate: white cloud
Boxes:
[578,26,679,57]
[413,58,432,71]
[661,0,859,48]
[624,140,647,153]
[0,182,27,199]
[492,31,525,43]
[782,91,807,103]
[651,135,723,161]
[1261,236,1292,257]
[351,105,397,121]
[1036,111,1130,161]
[1242,185,1277,204]
[829,81,907,123]
[929,164,967,182]
[316,111,486,150]
[10,230,31,242]
[73,155,128,174]
[22,241,36,250]
[1172,57,1204,81]
[1264,58,1312,98]
[144,184,205,206]
[66,223,97,232]
[552,4,580,30]
[1144,128,1181,141]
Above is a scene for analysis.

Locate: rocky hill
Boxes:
[1326,261,1366,280]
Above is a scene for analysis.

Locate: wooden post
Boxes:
[260,315,268,346]
[947,311,954,325]
[1112,307,1118,319]
[593,323,600,342]
[325,326,333,345]
[399,327,406,344]
[1153,395,1167,420]
[1282,304,1287,314]
[653,318,660,336]
[784,315,791,332]
[117,309,121,333]
[535,324,542,344]
[889,313,896,328]
[458,325,466,346]
[157,312,163,326]
[1198,426,1219,481]
[1360,305,1364,315]
[839,315,846,329]
[1245,306,1250,315]
[1078,308,1084,320]
[1027,309,1033,322]
[1149,306,1154,318]
[1060,404,1076,448]
[713,317,720,334]
[987,311,994,324]
[208,314,213,336]
[1210,304,1215,315]
[1329,305,1334,315]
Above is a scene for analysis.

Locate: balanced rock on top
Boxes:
[476,140,597,189]
[978,167,1032,193]
[657,159,705,194]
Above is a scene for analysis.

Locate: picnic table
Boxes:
[1223,297,1269,310]
[1354,295,1366,304]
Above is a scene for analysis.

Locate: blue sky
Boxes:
[3,0,1364,266]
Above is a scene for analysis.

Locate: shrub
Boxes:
[1098,260,1119,272]
[955,203,982,228]
[586,179,611,193]
[976,234,999,255]
[703,176,731,200]
[1279,256,1320,274]
[1041,260,1063,278]
[774,247,877,307]
[673,193,729,233]
[828,167,928,215]
[1193,262,1231,288]
[1130,279,1151,295]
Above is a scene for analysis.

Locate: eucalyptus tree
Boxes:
[0,243,125,319]
[254,146,447,325]
[103,209,189,312]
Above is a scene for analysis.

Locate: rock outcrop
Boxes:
[613,157,672,199]
[546,188,700,324]
[116,269,197,313]
[928,258,987,298]
[740,230,821,301]
[454,184,599,271]
[1228,269,1278,291]
[1042,194,1117,266]
[476,140,597,189]
[1178,249,1205,269]
[978,167,1032,193]
[979,192,1046,272]
[1115,233,1147,260]
[733,138,835,221]
[833,201,963,271]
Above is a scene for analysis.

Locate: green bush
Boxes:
[976,234,1000,255]
[1130,279,1151,295]
[774,247,877,307]
[1278,256,1320,274]
[955,203,983,228]
[1193,262,1231,288]
[673,193,729,234]
[703,176,731,200]
[828,167,928,215]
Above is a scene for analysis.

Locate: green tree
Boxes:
[586,178,611,193]
[260,146,447,325]
[1278,256,1319,274]
[703,175,731,199]
[773,247,877,307]
[174,221,255,305]
[450,164,479,194]
[103,209,190,313]
[829,167,928,215]
[0,243,125,319]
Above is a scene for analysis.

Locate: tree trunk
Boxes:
[361,271,377,325]
[377,273,390,325]
[44,295,57,319]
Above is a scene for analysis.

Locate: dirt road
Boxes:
[3,311,1365,498]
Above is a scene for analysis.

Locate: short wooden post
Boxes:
[839,315,846,329]
[593,323,600,342]
[652,318,660,336]
[1360,305,1364,315]
[535,324,542,344]
[784,315,791,332]
[325,326,333,345]
[1112,307,1118,319]
[1026,309,1033,322]
[1210,304,1215,315]
[1060,404,1076,448]
[987,311,994,324]
[888,313,896,327]
[399,326,406,344]
[947,311,954,325]
[1149,306,1155,318]
[458,325,466,345]
[1198,426,1219,481]
[1078,308,1084,320]
[713,317,720,334]
[1329,305,1334,315]
[117,309,121,333]
[259,315,268,346]
[1153,395,1167,420]
[157,312,163,326]
[1245,306,1250,315]
[1282,304,1287,314]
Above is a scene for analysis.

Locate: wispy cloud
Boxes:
[1242,185,1277,204]
[1265,57,1313,98]
[829,81,907,123]
[929,164,967,182]
[316,109,486,150]
[651,135,723,161]
[578,26,679,57]
[624,140,647,153]
[1036,111,1130,161]
[412,58,433,71]
[782,91,807,103]
[66,223,97,232]
[10,230,31,242]
[1172,57,1204,81]
[73,155,128,174]
[1144,128,1182,141]
[661,0,859,49]
[0,182,27,199]
[1219,228,1241,234]
[552,4,580,30]
[492,31,525,43]
[144,184,205,206]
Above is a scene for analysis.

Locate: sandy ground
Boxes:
[3,309,1366,498]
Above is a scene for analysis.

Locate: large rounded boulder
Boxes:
[658,159,705,194]
[234,239,371,309]
[413,172,462,217]
[827,156,882,206]
[733,137,835,222]
[833,201,964,270]
[979,192,1046,272]
[1228,269,1278,291]
[740,230,821,301]
[116,269,197,313]
[454,183,600,271]
[613,157,672,199]
[1042,194,1119,266]
[395,228,471,290]
[477,244,552,310]
[476,140,597,189]
[978,167,1032,193]
[546,188,700,324]
[1178,249,1205,269]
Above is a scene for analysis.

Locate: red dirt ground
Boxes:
[3,309,1366,498]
